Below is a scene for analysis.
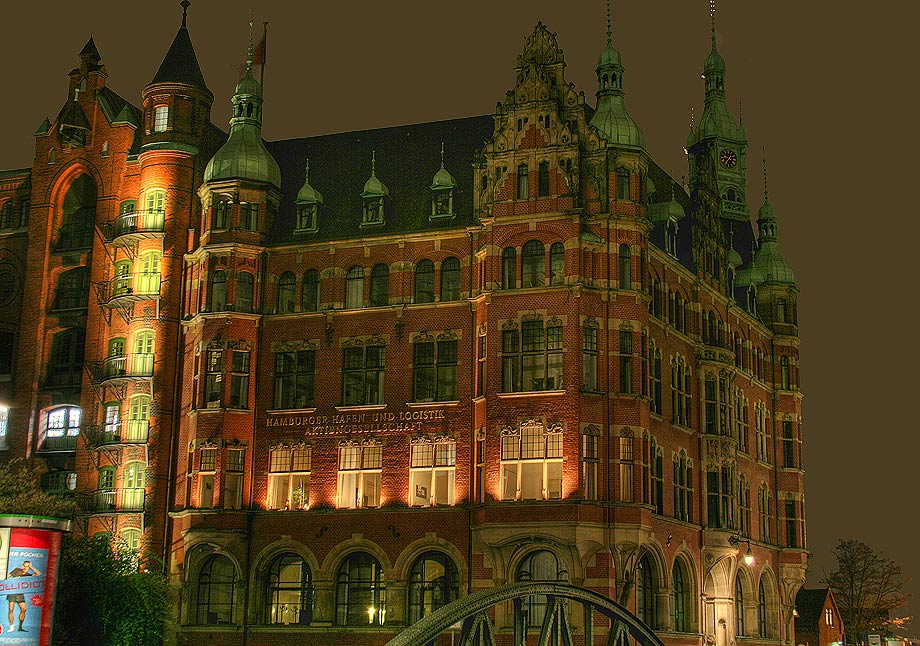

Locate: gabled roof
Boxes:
[264,115,494,244]
[79,36,101,62]
[796,587,834,631]
[55,100,91,130]
[150,26,208,92]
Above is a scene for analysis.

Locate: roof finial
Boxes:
[606,0,612,48]
[689,105,695,131]
[739,97,743,126]
[440,142,446,168]
[246,19,254,72]
[710,0,717,48]
[180,0,190,28]
[371,150,377,177]
[305,158,310,182]
[762,151,769,202]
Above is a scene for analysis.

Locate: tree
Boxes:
[52,535,174,646]
[0,457,75,517]
[822,538,912,644]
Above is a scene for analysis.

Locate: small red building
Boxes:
[795,588,845,646]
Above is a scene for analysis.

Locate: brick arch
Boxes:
[392,536,468,585]
[502,537,580,585]
[247,539,321,624]
[45,159,104,207]
[319,535,391,582]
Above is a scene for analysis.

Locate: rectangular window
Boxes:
[619,330,633,394]
[583,326,598,391]
[672,363,692,428]
[229,351,250,409]
[759,487,773,543]
[475,434,485,503]
[619,437,634,502]
[268,446,311,510]
[704,377,717,434]
[239,203,257,231]
[409,440,456,506]
[825,609,833,626]
[342,345,385,406]
[337,444,382,508]
[153,105,169,132]
[198,448,217,509]
[500,423,563,501]
[582,434,598,500]
[785,499,798,548]
[501,321,562,392]
[205,350,223,406]
[617,172,630,200]
[650,447,664,514]
[224,449,245,509]
[413,339,458,402]
[782,421,796,468]
[476,335,486,397]
[0,406,8,450]
[755,403,769,462]
[736,396,750,453]
[273,349,315,409]
[673,455,693,522]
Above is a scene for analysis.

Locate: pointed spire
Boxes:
[432,142,457,190]
[751,155,795,284]
[150,0,209,91]
[757,155,777,240]
[606,0,612,48]
[710,0,717,49]
[363,150,390,197]
[371,150,377,177]
[247,19,255,72]
[79,36,101,63]
[297,158,323,204]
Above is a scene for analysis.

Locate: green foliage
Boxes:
[52,535,174,646]
[0,458,75,518]
[822,538,912,643]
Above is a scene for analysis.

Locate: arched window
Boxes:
[277,272,296,313]
[538,161,550,197]
[266,553,313,626]
[345,266,364,309]
[672,561,689,632]
[135,252,161,295]
[133,330,155,376]
[549,242,565,286]
[370,264,390,307]
[502,247,517,289]
[619,244,631,288]
[237,272,254,313]
[521,240,545,288]
[736,575,745,636]
[56,174,96,251]
[440,257,460,301]
[214,199,231,230]
[196,555,237,625]
[636,554,657,628]
[414,260,434,303]
[758,578,768,637]
[210,271,227,311]
[407,551,459,624]
[517,163,529,199]
[335,552,385,626]
[300,270,319,312]
[516,550,568,627]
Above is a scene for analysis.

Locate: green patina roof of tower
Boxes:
[150,25,209,92]
[751,242,795,284]
[204,125,281,188]
[296,161,323,204]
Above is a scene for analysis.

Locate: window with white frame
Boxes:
[825,608,833,626]
[153,105,169,132]
[582,323,598,391]
[0,406,7,450]
[409,438,456,506]
[337,441,382,509]
[224,448,245,509]
[582,431,599,500]
[198,447,217,508]
[759,484,773,543]
[44,406,81,449]
[500,421,562,501]
[501,318,563,392]
[267,445,311,511]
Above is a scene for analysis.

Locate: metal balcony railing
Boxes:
[83,420,150,447]
[36,434,79,452]
[90,354,155,384]
[103,210,166,243]
[79,488,145,513]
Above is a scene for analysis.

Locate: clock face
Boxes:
[720,148,738,169]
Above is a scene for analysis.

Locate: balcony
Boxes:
[90,354,155,385]
[79,488,145,513]
[97,273,160,308]
[83,421,149,448]
[36,433,79,453]
[103,210,165,247]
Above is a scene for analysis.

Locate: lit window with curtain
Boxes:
[196,555,237,625]
[500,421,563,501]
[335,552,385,626]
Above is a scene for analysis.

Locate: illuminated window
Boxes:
[196,555,237,625]
[825,608,833,626]
[407,552,459,624]
[502,319,563,392]
[342,345,385,406]
[198,447,217,509]
[266,553,313,625]
[268,446,311,511]
[205,349,223,406]
[43,406,81,451]
[500,421,562,501]
[153,105,169,132]
[582,433,598,500]
[337,442,382,509]
[335,552,385,626]
[126,395,150,442]
[412,338,457,402]
[273,349,315,409]
[345,266,364,308]
[409,439,456,506]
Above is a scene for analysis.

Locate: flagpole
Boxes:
[260,21,268,87]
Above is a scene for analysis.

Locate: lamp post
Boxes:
[728,534,755,566]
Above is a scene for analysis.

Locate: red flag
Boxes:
[252,32,266,66]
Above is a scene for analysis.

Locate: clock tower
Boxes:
[686,4,748,223]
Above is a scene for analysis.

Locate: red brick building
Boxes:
[0,5,806,646]
[795,588,845,646]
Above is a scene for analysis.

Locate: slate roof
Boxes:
[795,588,831,631]
[150,26,209,92]
[265,115,495,244]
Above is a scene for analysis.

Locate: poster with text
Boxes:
[0,527,61,646]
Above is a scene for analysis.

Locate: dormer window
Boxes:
[665,219,678,257]
[154,105,169,132]
[430,144,456,220]
[297,204,317,231]
[361,152,388,227]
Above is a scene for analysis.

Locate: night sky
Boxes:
[3,0,917,631]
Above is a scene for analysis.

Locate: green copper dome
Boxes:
[733,264,765,289]
[598,45,621,68]
[431,165,456,190]
[203,53,280,188]
[648,192,685,223]
[362,152,389,197]
[705,46,726,74]
[750,196,795,284]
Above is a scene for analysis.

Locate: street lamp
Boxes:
[728,534,755,566]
